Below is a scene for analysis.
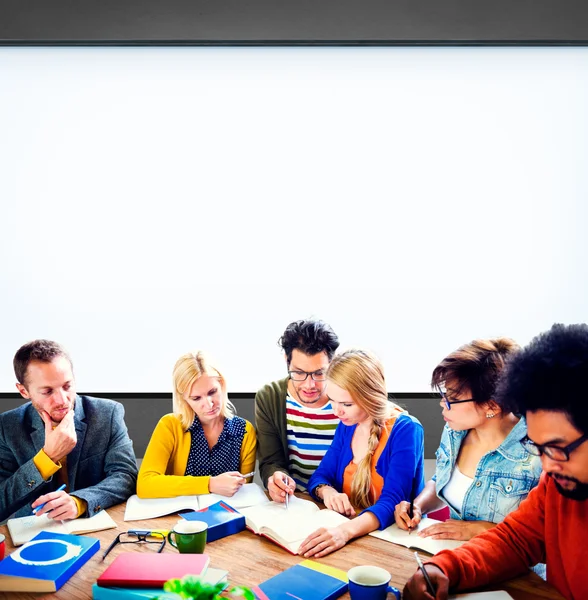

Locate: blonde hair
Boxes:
[327,349,402,509]
[172,351,235,429]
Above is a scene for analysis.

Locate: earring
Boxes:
[486,412,495,419]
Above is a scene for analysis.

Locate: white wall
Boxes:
[1,47,586,392]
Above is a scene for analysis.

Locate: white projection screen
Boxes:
[0,46,587,393]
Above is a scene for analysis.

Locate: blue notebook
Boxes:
[0,531,99,592]
[181,500,245,542]
[254,560,348,600]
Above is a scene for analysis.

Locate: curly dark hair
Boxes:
[431,337,520,408]
[495,323,588,434]
[13,339,72,386]
[278,319,340,366]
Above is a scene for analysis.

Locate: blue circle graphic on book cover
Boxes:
[11,539,82,566]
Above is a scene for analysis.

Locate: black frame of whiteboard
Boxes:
[1,0,588,46]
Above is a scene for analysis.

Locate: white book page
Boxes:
[66,510,117,535]
[7,509,116,546]
[123,494,201,521]
[264,509,350,554]
[7,514,68,546]
[240,495,320,533]
[197,483,270,510]
[369,517,465,554]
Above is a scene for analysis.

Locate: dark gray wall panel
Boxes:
[0,394,443,458]
[1,0,588,44]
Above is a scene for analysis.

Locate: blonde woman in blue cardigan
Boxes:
[299,349,425,558]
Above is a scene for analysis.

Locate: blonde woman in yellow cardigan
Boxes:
[137,352,257,498]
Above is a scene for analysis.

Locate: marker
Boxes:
[32,483,66,515]
[239,472,255,478]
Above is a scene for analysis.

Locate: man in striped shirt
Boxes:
[255,319,340,502]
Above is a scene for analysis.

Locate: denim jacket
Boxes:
[433,417,542,523]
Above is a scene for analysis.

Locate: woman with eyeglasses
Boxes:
[137,351,257,498]
[298,349,425,558]
[394,338,542,541]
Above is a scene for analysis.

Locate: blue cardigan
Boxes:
[307,413,425,529]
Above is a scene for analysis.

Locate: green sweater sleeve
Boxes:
[255,378,290,487]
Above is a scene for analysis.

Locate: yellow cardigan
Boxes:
[137,413,257,498]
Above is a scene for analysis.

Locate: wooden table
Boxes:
[0,501,563,600]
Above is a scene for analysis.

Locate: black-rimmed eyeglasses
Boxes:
[288,369,327,382]
[102,530,166,560]
[437,385,476,411]
[521,433,588,462]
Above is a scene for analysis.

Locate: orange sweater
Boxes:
[430,472,586,599]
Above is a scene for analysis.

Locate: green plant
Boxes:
[161,575,255,600]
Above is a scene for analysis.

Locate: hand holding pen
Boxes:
[31,483,78,520]
[402,552,449,600]
[267,471,294,504]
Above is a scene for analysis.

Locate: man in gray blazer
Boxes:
[0,339,138,522]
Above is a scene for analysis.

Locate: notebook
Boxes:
[369,517,465,554]
[7,510,117,546]
[92,567,229,600]
[0,531,99,592]
[254,560,348,600]
[97,553,210,588]
[180,501,245,542]
[239,495,349,554]
[124,483,269,521]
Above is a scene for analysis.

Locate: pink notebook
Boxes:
[97,553,210,588]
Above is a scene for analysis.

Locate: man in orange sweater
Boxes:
[404,323,588,600]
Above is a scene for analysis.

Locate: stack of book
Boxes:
[253,560,348,600]
[94,552,228,600]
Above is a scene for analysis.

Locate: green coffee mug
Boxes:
[167,520,208,554]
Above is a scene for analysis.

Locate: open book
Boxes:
[124,482,269,521]
[369,517,465,555]
[239,495,349,554]
[7,509,116,546]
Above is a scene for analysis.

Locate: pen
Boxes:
[414,551,436,597]
[32,483,66,515]
[408,498,414,535]
[282,475,289,510]
[407,478,417,535]
[239,471,255,478]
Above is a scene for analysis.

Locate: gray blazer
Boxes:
[0,395,138,522]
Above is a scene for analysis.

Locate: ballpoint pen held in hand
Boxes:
[282,475,289,510]
[414,551,436,596]
[32,483,67,515]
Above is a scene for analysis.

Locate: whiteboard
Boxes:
[0,47,586,393]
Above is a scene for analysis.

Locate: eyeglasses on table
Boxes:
[102,529,167,560]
